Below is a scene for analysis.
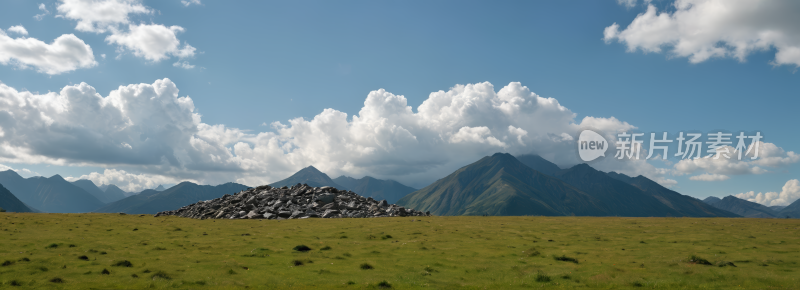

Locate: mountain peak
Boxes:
[269,166,341,189]
[48,174,65,181]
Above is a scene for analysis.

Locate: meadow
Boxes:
[0,213,798,289]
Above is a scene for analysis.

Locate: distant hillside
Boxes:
[607,173,739,217]
[515,154,561,176]
[398,153,615,216]
[777,199,800,218]
[95,182,250,214]
[703,196,776,218]
[72,179,125,204]
[0,170,104,213]
[269,166,344,189]
[104,184,130,199]
[0,183,31,212]
[333,176,416,203]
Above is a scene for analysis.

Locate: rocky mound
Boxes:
[155,183,429,219]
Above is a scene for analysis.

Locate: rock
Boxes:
[155,183,430,219]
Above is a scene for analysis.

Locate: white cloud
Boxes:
[673,142,798,176]
[181,0,201,7]
[736,179,800,206]
[689,173,729,181]
[65,169,181,192]
[0,30,97,74]
[8,26,28,36]
[604,0,800,67]
[617,0,638,8]
[0,79,640,188]
[57,0,151,33]
[173,60,195,69]
[34,3,50,21]
[106,24,196,62]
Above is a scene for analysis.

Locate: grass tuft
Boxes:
[101,268,111,275]
[292,245,311,252]
[2,260,13,266]
[553,255,579,264]
[688,255,712,265]
[377,280,392,288]
[320,246,332,250]
[49,277,64,283]
[360,263,374,270]
[292,260,304,266]
[78,255,89,261]
[113,260,133,267]
[535,271,551,282]
[45,243,58,249]
[150,271,171,280]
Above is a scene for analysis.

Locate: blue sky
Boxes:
[0,0,798,205]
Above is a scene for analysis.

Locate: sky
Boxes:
[0,0,798,206]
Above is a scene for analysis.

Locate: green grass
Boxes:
[0,213,799,289]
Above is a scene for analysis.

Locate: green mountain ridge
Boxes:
[94,182,250,214]
[0,182,32,212]
[332,176,416,204]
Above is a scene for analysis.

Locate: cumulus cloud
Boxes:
[181,0,201,7]
[173,60,195,69]
[56,0,151,33]
[65,168,181,192]
[736,179,800,206]
[0,79,642,189]
[34,3,50,21]
[8,26,28,36]
[106,24,196,62]
[0,29,97,74]
[57,0,196,62]
[604,0,800,67]
[673,142,798,176]
[689,173,729,182]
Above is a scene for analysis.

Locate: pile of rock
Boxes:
[155,183,429,219]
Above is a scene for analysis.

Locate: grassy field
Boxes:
[1,213,798,289]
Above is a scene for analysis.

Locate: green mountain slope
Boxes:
[269,166,345,189]
[94,182,249,214]
[0,182,32,212]
[703,196,776,218]
[515,154,562,176]
[397,153,611,216]
[606,172,740,217]
[777,199,800,218]
[332,176,416,203]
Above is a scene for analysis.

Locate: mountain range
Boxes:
[703,195,800,218]
[397,153,739,217]
[269,166,417,203]
[0,170,104,213]
[0,182,32,212]
[94,182,250,214]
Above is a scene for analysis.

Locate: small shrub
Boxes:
[113,260,133,267]
[688,255,712,265]
[381,235,393,240]
[153,247,167,251]
[18,258,29,262]
[143,269,151,273]
[377,280,392,288]
[320,246,332,250]
[100,251,107,255]
[228,269,237,274]
[347,281,356,285]
[131,274,139,278]
[293,260,304,266]
[561,274,571,280]
[718,261,737,267]
[151,271,171,280]
[553,255,579,264]
[9,280,22,286]
[68,244,76,248]
[46,243,58,249]
[339,235,348,239]
[49,277,64,283]
[2,260,14,266]
[39,267,48,272]
[78,255,89,261]
[343,253,352,257]
[423,266,438,273]
[535,271,551,282]
[632,281,644,287]
[360,263,374,270]
[101,268,111,275]
[293,245,311,252]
